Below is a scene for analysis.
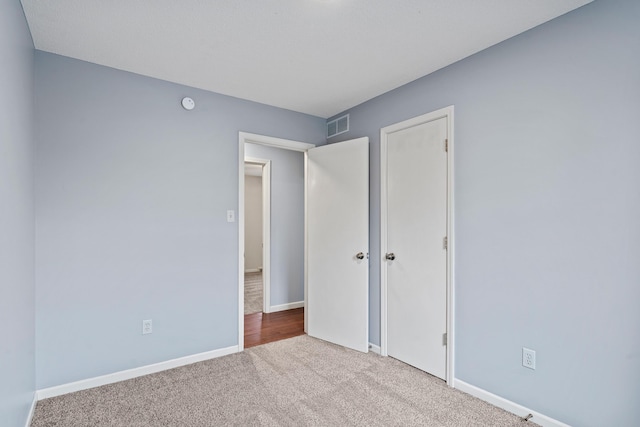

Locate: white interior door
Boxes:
[386,117,448,379]
[307,137,369,353]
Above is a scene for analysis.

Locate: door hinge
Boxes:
[443,333,448,346]
[443,236,448,250]
[445,139,448,152]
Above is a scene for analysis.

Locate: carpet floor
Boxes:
[245,271,263,315]
[31,335,537,426]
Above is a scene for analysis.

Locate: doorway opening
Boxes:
[243,157,304,348]
[239,132,371,353]
[238,133,314,351]
[243,159,269,316]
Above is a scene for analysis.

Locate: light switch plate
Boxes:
[142,319,152,335]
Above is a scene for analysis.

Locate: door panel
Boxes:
[387,118,447,379]
[307,137,369,353]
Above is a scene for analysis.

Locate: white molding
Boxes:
[262,160,271,314]
[25,392,37,427]
[269,301,304,312]
[368,343,381,355]
[238,137,246,351]
[37,346,238,400]
[303,152,309,334]
[445,106,455,385]
[239,132,314,346]
[380,124,388,357]
[239,132,314,152]
[379,106,455,385]
[455,380,571,427]
[244,268,261,273]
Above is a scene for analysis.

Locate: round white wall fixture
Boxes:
[181,97,195,110]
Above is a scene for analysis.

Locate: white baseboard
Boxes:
[36,345,239,400]
[368,343,381,355]
[24,392,37,427]
[269,301,304,312]
[455,379,571,427]
[244,268,261,273]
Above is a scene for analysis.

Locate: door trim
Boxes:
[379,106,455,385]
[244,157,271,313]
[238,132,314,351]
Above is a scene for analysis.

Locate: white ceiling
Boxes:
[21,0,591,118]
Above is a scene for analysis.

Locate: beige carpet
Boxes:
[245,271,263,315]
[31,335,537,426]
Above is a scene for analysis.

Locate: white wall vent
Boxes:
[327,114,349,138]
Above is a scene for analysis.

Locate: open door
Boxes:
[307,137,369,353]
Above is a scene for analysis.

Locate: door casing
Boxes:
[380,106,456,385]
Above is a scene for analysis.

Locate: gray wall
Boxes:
[0,0,35,425]
[34,52,325,389]
[245,143,305,307]
[244,175,263,272]
[328,0,640,425]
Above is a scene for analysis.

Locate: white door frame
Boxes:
[238,132,315,351]
[244,157,271,314]
[380,105,455,385]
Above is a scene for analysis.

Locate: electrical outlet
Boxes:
[142,319,152,335]
[522,347,536,370]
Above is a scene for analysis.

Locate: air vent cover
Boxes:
[327,114,349,138]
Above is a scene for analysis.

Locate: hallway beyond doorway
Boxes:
[244,271,263,315]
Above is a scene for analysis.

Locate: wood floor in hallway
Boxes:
[244,308,304,348]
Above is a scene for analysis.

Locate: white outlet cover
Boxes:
[522,347,536,370]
